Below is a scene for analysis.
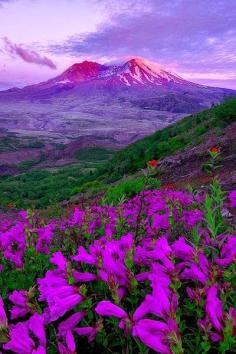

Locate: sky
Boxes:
[0,0,236,90]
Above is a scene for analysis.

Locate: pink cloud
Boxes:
[3,37,56,69]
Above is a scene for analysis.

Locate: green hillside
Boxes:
[0,99,235,209]
[101,99,236,182]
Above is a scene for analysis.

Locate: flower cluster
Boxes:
[0,185,235,353]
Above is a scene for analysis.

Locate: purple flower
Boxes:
[137,294,168,321]
[186,287,202,303]
[72,246,97,265]
[73,271,97,282]
[58,342,74,354]
[178,251,209,285]
[19,210,28,219]
[28,313,46,348]
[75,327,97,342]
[229,190,236,208]
[50,251,67,272]
[179,263,208,284]
[134,237,174,270]
[166,190,193,206]
[4,314,46,354]
[0,223,26,268]
[101,243,130,287]
[215,235,236,267]
[182,210,203,228]
[38,271,83,322]
[150,263,172,292]
[71,207,84,226]
[58,312,86,352]
[206,286,223,332]
[172,237,195,261]
[9,290,30,320]
[152,213,170,231]
[58,312,86,336]
[95,301,128,319]
[198,316,223,342]
[118,232,134,251]
[132,319,171,354]
[135,271,151,282]
[35,224,55,254]
[4,322,35,353]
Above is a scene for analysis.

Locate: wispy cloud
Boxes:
[3,37,56,69]
[49,0,236,79]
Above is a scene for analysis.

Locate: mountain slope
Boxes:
[0,58,235,149]
[100,99,236,181]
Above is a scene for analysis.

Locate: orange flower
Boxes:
[147,160,158,168]
[209,147,220,154]
[164,182,176,190]
[7,202,15,209]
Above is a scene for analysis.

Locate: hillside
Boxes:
[0,99,235,209]
[102,99,236,181]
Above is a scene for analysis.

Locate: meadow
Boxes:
[0,179,235,353]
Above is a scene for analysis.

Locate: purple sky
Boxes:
[0,0,236,90]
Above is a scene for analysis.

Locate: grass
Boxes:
[0,167,92,209]
[75,147,114,162]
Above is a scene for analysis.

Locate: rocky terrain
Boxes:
[158,122,236,191]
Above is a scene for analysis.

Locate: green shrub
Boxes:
[103,176,161,205]
[76,147,113,162]
[70,180,106,196]
[18,159,39,172]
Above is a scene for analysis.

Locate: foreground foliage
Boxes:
[0,181,236,353]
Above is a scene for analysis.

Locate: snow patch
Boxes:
[56,79,72,85]
[119,75,131,86]
[132,66,143,83]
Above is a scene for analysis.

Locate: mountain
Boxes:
[22,57,199,92]
[46,57,196,88]
[0,57,235,149]
[106,58,194,87]
[32,61,108,90]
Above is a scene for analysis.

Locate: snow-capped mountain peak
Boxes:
[126,57,164,73]
[22,57,198,91]
[112,57,189,87]
[53,61,107,84]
